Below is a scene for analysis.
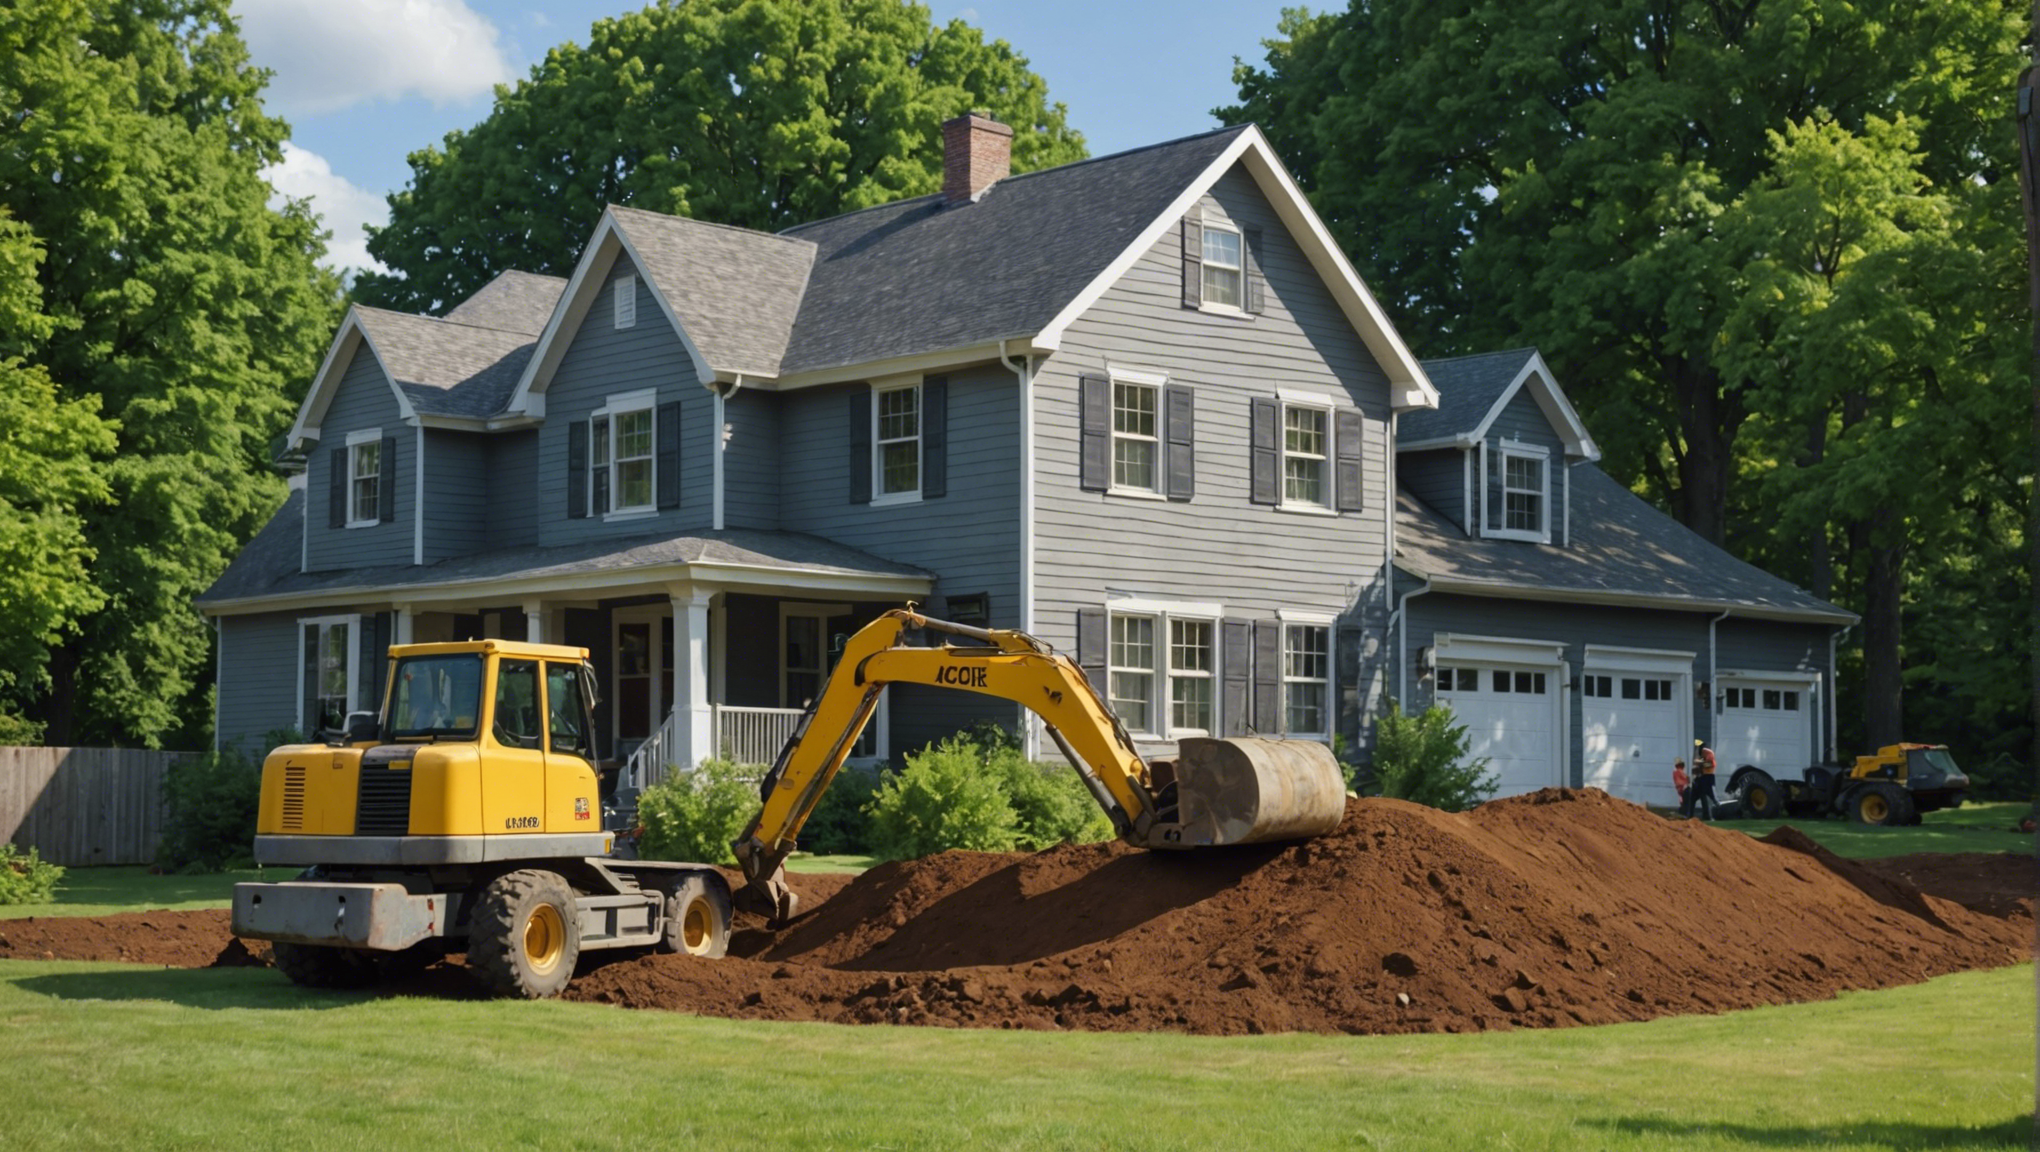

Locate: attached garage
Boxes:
[1714,672,1817,775]
[1580,646,1693,808]
[1432,634,1565,798]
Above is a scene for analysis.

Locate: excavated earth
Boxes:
[2,791,2031,1036]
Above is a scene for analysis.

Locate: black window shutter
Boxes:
[1334,408,1365,513]
[566,421,588,519]
[301,624,319,732]
[1249,396,1280,506]
[1485,441,1502,533]
[1164,385,1195,501]
[1221,619,1251,736]
[379,436,398,522]
[1181,216,1203,308]
[1076,606,1108,691]
[656,401,682,509]
[922,378,947,499]
[1079,374,1110,492]
[1243,227,1266,315]
[328,448,346,528]
[848,390,872,504]
[1253,619,1282,735]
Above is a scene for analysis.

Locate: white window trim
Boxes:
[1197,219,1247,316]
[1280,621,1333,740]
[1107,366,1168,498]
[1277,398,1334,514]
[870,380,923,507]
[779,603,886,762]
[344,427,381,529]
[591,388,658,520]
[1489,439,1552,543]
[296,613,360,733]
[1105,597,1225,739]
[614,274,637,329]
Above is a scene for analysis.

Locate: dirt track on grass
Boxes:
[3,791,2031,1036]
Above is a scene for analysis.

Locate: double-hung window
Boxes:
[1490,441,1550,541]
[1111,377,1160,493]
[1108,615,1156,734]
[1283,624,1330,737]
[345,429,381,527]
[1106,602,1222,738]
[1201,224,1243,309]
[590,391,656,517]
[1168,619,1214,735]
[874,383,920,501]
[1282,402,1330,509]
[300,614,359,734]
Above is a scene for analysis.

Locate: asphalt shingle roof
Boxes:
[198,490,930,607]
[1399,348,1537,443]
[608,206,815,378]
[1395,465,1854,623]
[774,126,1248,375]
[441,270,564,333]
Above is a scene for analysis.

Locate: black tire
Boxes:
[1848,781,1913,827]
[469,869,581,999]
[271,941,381,990]
[657,871,733,959]
[1739,770,1785,820]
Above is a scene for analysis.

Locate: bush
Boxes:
[635,758,761,865]
[866,737,1019,860]
[157,748,262,873]
[797,764,880,856]
[0,712,44,746]
[0,843,64,904]
[1368,701,1496,812]
[989,750,1113,851]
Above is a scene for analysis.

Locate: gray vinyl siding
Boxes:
[484,430,539,548]
[1037,163,1394,749]
[1479,387,1566,542]
[722,388,781,530]
[423,430,487,561]
[777,364,1023,754]
[536,254,712,546]
[305,348,411,572]
[1401,448,1468,532]
[216,612,303,758]
[1716,618,1829,674]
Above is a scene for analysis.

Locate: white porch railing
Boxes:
[620,704,807,792]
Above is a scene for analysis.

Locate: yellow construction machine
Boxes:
[1730,743,1970,826]
[232,611,1346,998]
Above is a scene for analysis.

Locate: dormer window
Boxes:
[1487,440,1550,542]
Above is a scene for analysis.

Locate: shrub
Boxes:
[866,737,1019,860]
[797,764,880,856]
[157,748,262,873]
[989,749,1113,851]
[0,843,64,905]
[635,758,761,865]
[0,712,44,746]
[1368,701,1496,812]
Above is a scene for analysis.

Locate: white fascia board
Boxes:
[1031,127,1438,413]
[1432,632,1567,667]
[1393,572,1860,625]
[1715,668,1821,686]
[767,338,1031,391]
[1581,644,1698,674]
[289,315,372,448]
[414,413,543,433]
[1466,352,1600,460]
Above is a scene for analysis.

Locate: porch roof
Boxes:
[197,489,933,614]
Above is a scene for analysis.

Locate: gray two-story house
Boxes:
[1390,349,1856,807]
[200,118,1439,777]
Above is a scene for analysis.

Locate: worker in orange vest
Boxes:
[1682,743,1718,820]
[1672,758,1690,808]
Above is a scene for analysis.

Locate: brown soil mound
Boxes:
[564,791,2032,1035]
[2,792,2029,1037]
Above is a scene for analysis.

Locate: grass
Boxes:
[0,958,2029,1151]
[1725,799,2033,858]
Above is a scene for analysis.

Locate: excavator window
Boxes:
[390,654,483,740]
[493,659,541,749]
[546,661,593,759]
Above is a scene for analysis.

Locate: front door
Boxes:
[612,609,668,755]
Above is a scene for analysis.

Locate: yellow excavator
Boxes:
[232,610,1345,998]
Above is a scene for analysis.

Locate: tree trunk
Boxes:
[1855,509,1906,748]
[1666,356,1742,547]
[39,641,81,747]
[1802,418,1833,601]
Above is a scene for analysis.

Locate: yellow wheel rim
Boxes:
[1747,785,1768,810]
[1859,793,1888,823]
[682,897,713,953]
[524,904,565,974]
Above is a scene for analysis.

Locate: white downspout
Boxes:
[1001,339,1036,760]
[1828,623,1854,762]
[712,375,745,532]
[1707,608,1731,749]
[1393,578,1433,709]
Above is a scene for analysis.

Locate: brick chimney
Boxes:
[942,113,1014,204]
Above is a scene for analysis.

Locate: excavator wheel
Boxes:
[657,871,732,959]
[469,869,581,999]
[271,941,381,990]
[1738,770,1784,821]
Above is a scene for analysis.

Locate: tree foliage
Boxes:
[355,0,1087,315]
[1224,1,2029,759]
[1367,702,1495,812]
[0,0,343,746]
[635,758,761,865]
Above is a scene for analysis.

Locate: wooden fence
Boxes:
[0,747,191,866]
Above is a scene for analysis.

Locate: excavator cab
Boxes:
[731,610,1348,920]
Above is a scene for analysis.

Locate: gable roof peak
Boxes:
[1403,347,1597,459]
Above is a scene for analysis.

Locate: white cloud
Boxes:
[238,0,516,115]
[265,143,391,276]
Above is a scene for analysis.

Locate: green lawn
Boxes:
[1,958,2029,1151]
[1726,799,2034,858]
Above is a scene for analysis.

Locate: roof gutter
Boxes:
[1386,568,1859,626]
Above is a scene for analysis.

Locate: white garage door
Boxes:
[1437,665,1561,798]
[1582,671,1687,807]
[1715,679,1813,773]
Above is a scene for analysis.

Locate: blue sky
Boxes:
[244,0,1303,275]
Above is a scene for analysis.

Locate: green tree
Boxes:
[0,0,343,746]
[355,0,1088,315]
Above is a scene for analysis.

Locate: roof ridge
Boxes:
[609,202,818,251]
[1419,346,1540,366]
[355,303,543,340]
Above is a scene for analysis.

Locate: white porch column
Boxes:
[393,603,415,646]
[670,586,716,768]
[522,599,545,643]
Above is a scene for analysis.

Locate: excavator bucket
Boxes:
[1160,737,1347,847]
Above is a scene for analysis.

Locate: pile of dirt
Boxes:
[2,791,2030,1037]
[566,791,2032,1034]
